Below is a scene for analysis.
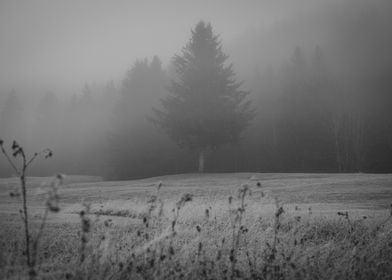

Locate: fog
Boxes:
[1,0,392,178]
[0,0,301,93]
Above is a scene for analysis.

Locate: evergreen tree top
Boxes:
[153,21,254,151]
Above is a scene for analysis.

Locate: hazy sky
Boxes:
[0,0,328,95]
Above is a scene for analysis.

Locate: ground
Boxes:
[1,173,392,279]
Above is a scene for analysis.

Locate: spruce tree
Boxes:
[153,21,253,172]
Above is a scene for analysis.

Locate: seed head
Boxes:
[82,219,90,232]
[205,208,210,219]
[275,206,284,217]
[182,193,193,202]
[12,140,19,150]
[47,202,60,212]
[169,246,175,255]
[45,150,53,159]
[9,191,21,198]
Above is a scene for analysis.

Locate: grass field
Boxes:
[1,173,392,279]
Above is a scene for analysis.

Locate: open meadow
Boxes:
[1,173,392,279]
[2,1,392,279]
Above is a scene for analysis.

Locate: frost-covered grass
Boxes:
[1,173,392,279]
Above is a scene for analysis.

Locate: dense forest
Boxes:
[1,1,391,179]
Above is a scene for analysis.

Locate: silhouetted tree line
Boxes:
[1,2,392,178]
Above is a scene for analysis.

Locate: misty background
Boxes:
[1,0,392,179]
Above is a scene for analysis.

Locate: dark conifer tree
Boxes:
[153,21,254,172]
[109,56,174,179]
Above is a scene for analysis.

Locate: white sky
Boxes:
[0,0,323,95]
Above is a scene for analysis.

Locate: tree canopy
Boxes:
[153,21,254,171]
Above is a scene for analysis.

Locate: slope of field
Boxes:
[1,173,391,224]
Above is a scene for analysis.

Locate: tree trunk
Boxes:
[198,150,205,173]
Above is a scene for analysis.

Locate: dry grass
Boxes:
[1,173,392,279]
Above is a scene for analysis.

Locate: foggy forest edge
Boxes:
[1,1,392,179]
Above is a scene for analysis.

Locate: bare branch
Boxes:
[26,149,53,168]
[0,144,19,174]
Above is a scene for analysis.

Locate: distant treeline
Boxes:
[1,1,391,178]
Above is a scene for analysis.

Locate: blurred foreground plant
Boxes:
[0,139,57,279]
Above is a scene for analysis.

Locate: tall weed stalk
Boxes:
[0,139,53,279]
